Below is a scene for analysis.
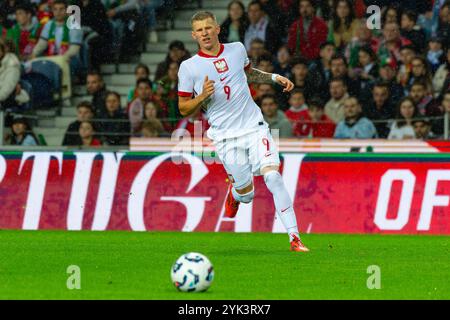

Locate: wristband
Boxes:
[271,73,279,83]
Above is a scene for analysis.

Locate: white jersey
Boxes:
[178,42,265,141]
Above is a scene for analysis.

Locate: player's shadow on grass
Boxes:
[162,287,215,297]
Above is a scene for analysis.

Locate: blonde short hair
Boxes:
[191,11,217,26]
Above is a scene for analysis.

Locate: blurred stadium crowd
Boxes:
[1,0,450,146]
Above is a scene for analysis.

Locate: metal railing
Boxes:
[1,112,449,148]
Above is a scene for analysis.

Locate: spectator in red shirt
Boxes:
[292,97,336,138]
[67,120,102,147]
[7,3,43,60]
[174,109,209,139]
[285,89,308,124]
[287,0,328,59]
[79,121,102,146]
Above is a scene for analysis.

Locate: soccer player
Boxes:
[178,11,309,252]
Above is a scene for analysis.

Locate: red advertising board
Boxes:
[0,151,449,234]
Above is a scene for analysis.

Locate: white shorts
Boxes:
[214,126,280,190]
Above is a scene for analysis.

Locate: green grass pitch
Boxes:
[0,230,449,299]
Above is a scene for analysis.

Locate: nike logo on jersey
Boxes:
[220,76,228,81]
[281,206,290,213]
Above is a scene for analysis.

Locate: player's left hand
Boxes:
[275,75,295,92]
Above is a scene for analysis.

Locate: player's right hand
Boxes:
[201,76,215,99]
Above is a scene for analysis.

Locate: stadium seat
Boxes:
[21,73,54,110]
[32,56,72,99]
[30,60,63,108]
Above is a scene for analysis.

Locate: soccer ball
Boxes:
[170,252,214,292]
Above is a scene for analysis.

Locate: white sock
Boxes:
[264,170,300,242]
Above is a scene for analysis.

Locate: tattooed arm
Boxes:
[245,67,295,92]
[245,67,272,83]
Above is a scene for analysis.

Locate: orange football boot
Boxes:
[224,184,240,218]
[290,234,310,252]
